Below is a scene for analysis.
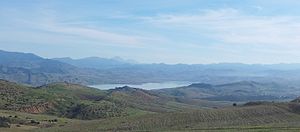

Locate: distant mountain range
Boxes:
[2,49,300,87]
[0,50,106,86]
[53,56,137,69]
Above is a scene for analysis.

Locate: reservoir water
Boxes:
[90,81,193,90]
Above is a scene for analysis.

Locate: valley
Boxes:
[2,50,300,131]
[1,0,300,131]
[1,78,300,131]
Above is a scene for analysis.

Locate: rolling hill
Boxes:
[154,81,298,102]
[28,101,300,131]
[0,79,121,120]
[89,102,300,131]
[0,80,223,120]
[1,80,300,131]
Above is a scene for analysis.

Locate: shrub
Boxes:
[233,103,237,106]
[0,117,10,128]
[30,120,40,124]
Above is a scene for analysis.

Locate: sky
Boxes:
[1,0,300,64]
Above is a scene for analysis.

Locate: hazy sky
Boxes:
[1,0,300,64]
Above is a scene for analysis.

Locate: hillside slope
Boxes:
[154,81,297,102]
[31,102,300,132]
[1,80,300,131]
[0,80,123,120]
[0,80,215,120]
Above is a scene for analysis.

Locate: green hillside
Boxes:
[1,80,300,131]
[0,80,125,120]
[30,102,300,132]
[0,80,218,120]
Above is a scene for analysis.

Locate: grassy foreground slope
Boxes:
[30,103,300,132]
[0,109,77,132]
[2,103,300,132]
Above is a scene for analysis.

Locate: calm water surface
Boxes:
[90,81,193,90]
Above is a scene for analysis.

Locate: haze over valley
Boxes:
[2,0,300,131]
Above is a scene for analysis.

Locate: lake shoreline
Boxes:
[89,81,195,90]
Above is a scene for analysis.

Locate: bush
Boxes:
[233,103,237,106]
[0,117,10,128]
[30,120,40,124]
